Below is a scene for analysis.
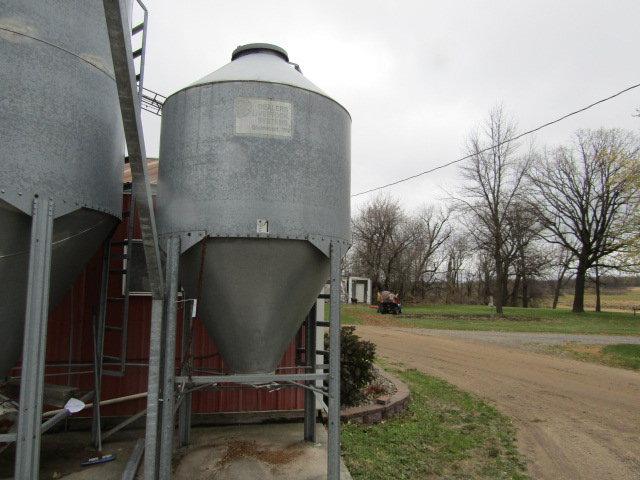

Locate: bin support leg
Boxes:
[144,298,164,479]
[159,236,180,479]
[178,300,193,447]
[92,237,111,450]
[327,242,342,479]
[14,196,54,479]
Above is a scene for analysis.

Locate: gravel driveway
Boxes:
[391,327,640,347]
[357,325,640,480]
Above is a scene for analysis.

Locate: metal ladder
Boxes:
[132,0,167,117]
[102,193,137,377]
[98,1,148,377]
[131,0,148,96]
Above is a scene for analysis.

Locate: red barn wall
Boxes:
[17,193,304,416]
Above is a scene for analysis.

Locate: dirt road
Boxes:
[356,325,640,480]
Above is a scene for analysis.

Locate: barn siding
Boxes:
[13,193,304,416]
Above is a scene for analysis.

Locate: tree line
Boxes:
[349,106,640,313]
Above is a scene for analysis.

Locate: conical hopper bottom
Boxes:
[181,238,329,374]
[0,201,117,377]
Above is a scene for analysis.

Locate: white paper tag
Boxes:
[64,397,85,414]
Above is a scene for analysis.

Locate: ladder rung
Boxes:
[316,321,330,327]
[318,294,330,299]
[105,325,123,331]
[102,369,125,378]
[103,355,121,362]
[132,48,143,59]
[107,296,125,301]
[131,23,144,35]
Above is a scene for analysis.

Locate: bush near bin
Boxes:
[325,326,377,406]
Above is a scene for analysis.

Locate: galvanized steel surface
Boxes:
[180,238,330,373]
[0,0,124,218]
[157,49,350,247]
[0,0,123,376]
[157,45,350,374]
[0,201,116,376]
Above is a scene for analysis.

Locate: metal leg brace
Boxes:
[327,242,342,479]
[178,300,194,447]
[14,196,54,479]
[304,304,317,442]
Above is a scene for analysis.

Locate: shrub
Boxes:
[326,326,376,406]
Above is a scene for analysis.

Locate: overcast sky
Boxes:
[138,0,640,212]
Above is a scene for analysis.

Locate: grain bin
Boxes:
[0,1,125,376]
[157,44,350,374]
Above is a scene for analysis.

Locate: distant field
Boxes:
[337,303,640,336]
[553,286,640,312]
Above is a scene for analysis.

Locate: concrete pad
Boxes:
[0,430,142,479]
[0,423,352,479]
[174,423,353,480]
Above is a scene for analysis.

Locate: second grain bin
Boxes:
[157,44,350,374]
[0,0,124,377]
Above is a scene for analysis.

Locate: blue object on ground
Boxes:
[81,454,116,467]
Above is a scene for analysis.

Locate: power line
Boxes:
[352,82,640,197]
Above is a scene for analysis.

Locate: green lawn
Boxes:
[342,364,529,479]
[602,344,640,369]
[538,342,640,370]
[335,304,640,336]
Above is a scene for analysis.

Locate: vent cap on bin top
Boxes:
[231,43,289,62]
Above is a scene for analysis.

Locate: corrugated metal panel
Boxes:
[12,193,305,416]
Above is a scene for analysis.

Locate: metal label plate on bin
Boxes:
[235,97,292,138]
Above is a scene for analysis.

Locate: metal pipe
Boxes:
[14,196,54,480]
[10,361,150,370]
[159,236,180,479]
[102,408,146,440]
[92,236,112,450]
[304,305,317,442]
[175,373,328,385]
[122,438,145,480]
[41,392,148,418]
[178,301,194,447]
[41,392,94,434]
[327,242,342,479]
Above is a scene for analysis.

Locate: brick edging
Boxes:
[340,365,410,424]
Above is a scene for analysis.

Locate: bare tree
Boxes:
[551,246,575,309]
[456,106,532,314]
[502,203,550,307]
[529,128,640,313]
[405,207,451,299]
[444,235,469,303]
[351,196,405,294]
